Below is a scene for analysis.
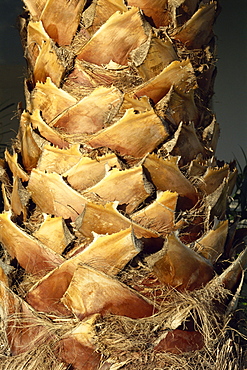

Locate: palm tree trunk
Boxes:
[0,0,246,369]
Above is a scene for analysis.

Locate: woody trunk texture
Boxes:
[0,0,246,369]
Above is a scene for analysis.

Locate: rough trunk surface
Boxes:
[0,0,246,369]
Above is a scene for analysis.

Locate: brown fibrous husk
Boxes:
[94,278,245,369]
[0,263,246,369]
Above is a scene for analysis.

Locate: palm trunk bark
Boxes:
[0,0,246,369]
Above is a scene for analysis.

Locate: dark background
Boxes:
[0,0,246,166]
